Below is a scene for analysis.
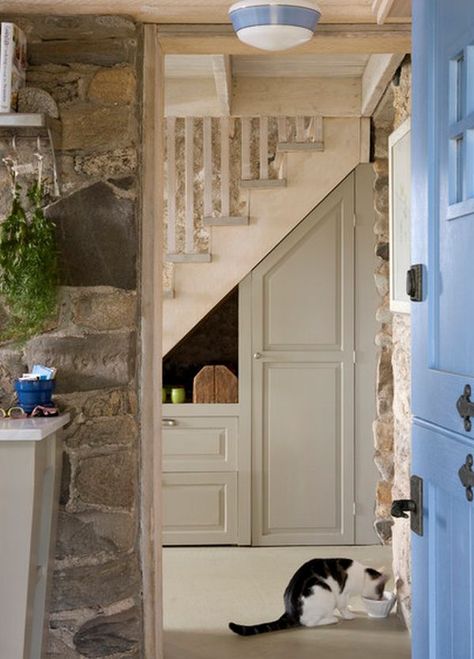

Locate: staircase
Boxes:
[163,115,369,354]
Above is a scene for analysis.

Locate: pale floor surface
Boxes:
[163,545,411,659]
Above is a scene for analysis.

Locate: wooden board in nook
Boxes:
[193,365,238,403]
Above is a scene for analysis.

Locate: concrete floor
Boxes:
[163,545,411,659]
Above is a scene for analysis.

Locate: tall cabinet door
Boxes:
[251,174,355,545]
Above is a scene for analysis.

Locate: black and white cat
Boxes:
[229,558,388,636]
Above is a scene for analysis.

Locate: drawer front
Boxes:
[162,416,238,472]
[162,472,238,545]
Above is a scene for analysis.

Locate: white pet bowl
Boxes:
[362,591,396,618]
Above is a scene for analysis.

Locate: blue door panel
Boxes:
[412,4,474,655]
[412,421,474,659]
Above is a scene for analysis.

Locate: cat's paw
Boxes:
[339,608,356,620]
[317,616,339,626]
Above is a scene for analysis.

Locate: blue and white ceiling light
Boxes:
[228,0,321,51]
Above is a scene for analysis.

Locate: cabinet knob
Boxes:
[162,418,177,427]
[253,352,262,359]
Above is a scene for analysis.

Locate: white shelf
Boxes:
[0,112,54,129]
[0,414,70,441]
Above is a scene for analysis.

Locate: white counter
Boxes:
[0,413,68,659]
[0,414,70,441]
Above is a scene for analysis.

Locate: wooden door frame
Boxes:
[140,24,164,659]
[139,23,380,651]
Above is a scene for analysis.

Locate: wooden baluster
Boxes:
[185,117,194,254]
[296,116,305,142]
[311,115,324,146]
[277,116,287,143]
[166,116,177,254]
[220,116,230,217]
[203,117,213,219]
[241,116,251,180]
[259,116,268,180]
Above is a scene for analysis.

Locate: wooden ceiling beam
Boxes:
[372,0,395,25]
[157,24,411,55]
[361,53,404,115]
[212,55,232,116]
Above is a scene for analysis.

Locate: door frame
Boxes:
[239,166,378,545]
[140,25,164,659]
[140,24,381,654]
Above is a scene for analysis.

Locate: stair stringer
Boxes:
[163,117,366,354]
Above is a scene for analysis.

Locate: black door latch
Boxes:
[391,475,423,536]
[406,264,423,302]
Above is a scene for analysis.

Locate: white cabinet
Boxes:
[0,415,69,659]
[162,404,247,545]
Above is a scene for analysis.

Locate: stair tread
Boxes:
[277,141,324,152]
[166,253,212,263]
[204,216,249,226]
[240,179,287,189]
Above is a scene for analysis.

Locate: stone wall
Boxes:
[0,15,143,657]
[372,57,412,626]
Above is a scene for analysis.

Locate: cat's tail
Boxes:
[228,613,299,636]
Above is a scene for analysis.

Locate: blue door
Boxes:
[412,1,474,657]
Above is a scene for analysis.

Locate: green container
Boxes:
[171,387,186,404]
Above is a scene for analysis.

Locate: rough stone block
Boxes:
[29,39,137,67]
[52,554,140,611]
[376,241,389,261]
[46,633,78,658]
[68,287,137,332]
[56,510,135,560]
[377,348,393,391]
[374,449,394,481]
[60,104,135,151]
[18,87,59,117]
[373,158,389,177]
[73,606,140,657]
[60,451,72,506]
[54,387,136,420]
[27,67,84,105]
[64,415,137,449]
[25,333,136,393]
[88,67,136,104]
[74,148,137,178]
[0,345,25,404]
[7,15,136,41]
[46,182,137,290]
[374,519,393,545]
[373,419,394,451]
[75,450,135,509]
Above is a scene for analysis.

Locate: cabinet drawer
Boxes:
[162,416,238,472]
[162,472,238,545]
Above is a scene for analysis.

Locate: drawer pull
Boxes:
[162,418,177,427]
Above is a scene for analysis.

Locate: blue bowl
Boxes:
[15,379,55,414]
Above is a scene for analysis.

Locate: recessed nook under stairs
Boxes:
[163,545,410,659]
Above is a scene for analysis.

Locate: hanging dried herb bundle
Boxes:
[0,181,58,341]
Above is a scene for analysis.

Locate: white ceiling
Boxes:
[165,54,371,79]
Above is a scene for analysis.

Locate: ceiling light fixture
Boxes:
[228,0,321,52]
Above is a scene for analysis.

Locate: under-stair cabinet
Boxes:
[162,166,378,547]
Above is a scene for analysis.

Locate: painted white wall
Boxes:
[163,117,365,354]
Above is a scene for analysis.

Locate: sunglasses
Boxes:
[0,406,27,418]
